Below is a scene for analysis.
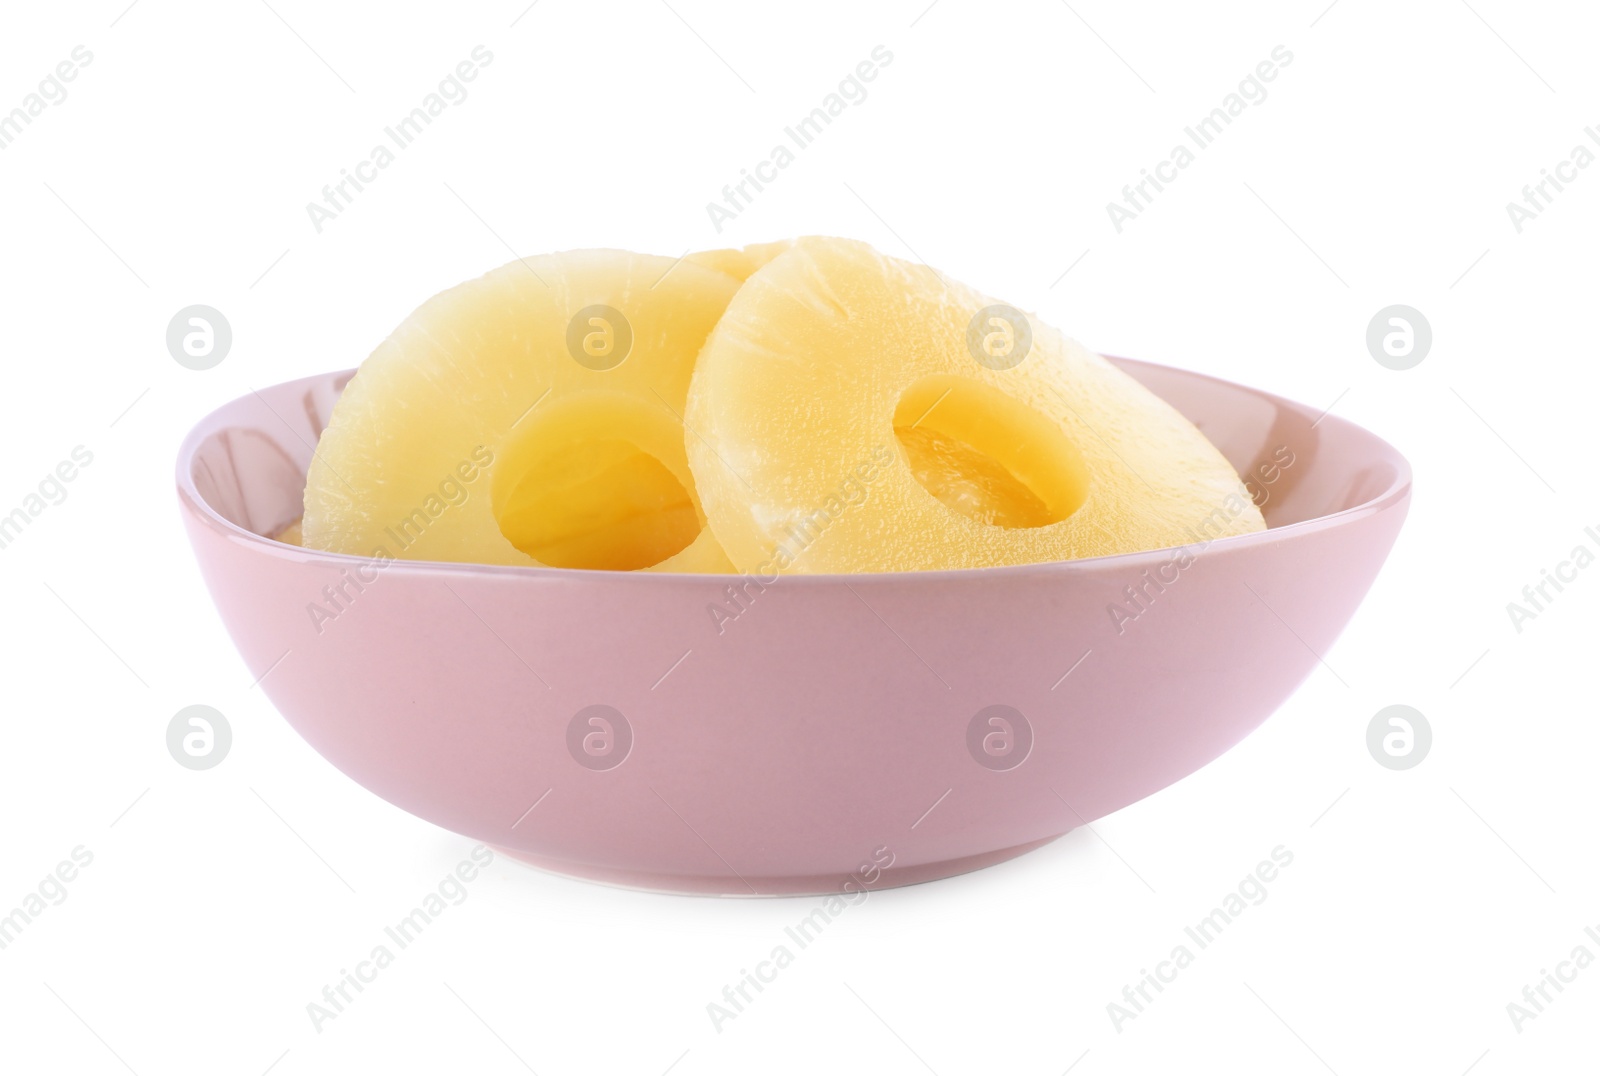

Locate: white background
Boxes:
[2,0,1597,1073]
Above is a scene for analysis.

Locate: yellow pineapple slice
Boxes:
[685,238,1265,573]
[302,251,740,573]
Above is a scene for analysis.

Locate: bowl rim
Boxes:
[176,356,1412,585]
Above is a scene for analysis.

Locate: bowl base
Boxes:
[490,835,1066,897]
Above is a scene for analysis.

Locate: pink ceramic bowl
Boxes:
[177,359,1409,896]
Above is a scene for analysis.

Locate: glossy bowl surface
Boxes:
[177,359,1410,895]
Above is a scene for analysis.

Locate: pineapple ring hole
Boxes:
[893,375,1090,529]
[491,392,702,571]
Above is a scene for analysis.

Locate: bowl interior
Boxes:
[183,360,1406,551]
[187,371,351,540]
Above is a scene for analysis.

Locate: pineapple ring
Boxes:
[685,238,1265,574]
[303,250,741,573]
